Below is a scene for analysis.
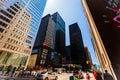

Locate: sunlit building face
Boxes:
[0,0,46,69]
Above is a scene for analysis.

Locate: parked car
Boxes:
[36,71,58,80]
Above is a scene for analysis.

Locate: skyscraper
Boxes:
[69,23,87,69]
[0,0,47,70]
[32,14,56,67]
[32,12,66,67]
[82,0,119,79]
[52,12,65,56]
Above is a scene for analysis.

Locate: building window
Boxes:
[0,14,10,23]
[0,35,3,40]
[0,10,13,19]
[3,44,7,48]
[0,28,4,33]
[7,45,10,49]
[10,6,18,12]
[7,8,15,15]
[0,21,7,27]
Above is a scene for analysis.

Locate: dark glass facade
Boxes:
[69,23,87,69]
[33,14,55,66]
[52,12,66,57]
[32,12,66,67]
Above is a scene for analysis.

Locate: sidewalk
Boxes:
[0,71,11,80]
[0,71,36,80]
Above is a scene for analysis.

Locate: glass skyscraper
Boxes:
[69,23,87,69]
[52,12,66,56]
[0,0,47,70]
[32,12,66,67]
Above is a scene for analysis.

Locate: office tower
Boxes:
[69,23,87,69]
[82,0,120,79]
[32,12,66,67]
[0,0,47,70]
[33,14,56,67]
[52,12,66,56]
[65,45,71,64]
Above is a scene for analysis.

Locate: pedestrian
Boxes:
[93,71,97,79]
[103,70,114,80]
[6,64,12,76]
[78,72,81,80]
[17,64,21,70]
[11,67,16,77]
[29,67,33,76]
[86,73,90,80]
[96,72,103,80]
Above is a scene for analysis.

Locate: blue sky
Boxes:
[43,0,99,65]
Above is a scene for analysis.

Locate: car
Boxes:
[36,71,58,80]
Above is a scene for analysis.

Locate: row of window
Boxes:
[10,33,26,42]
[0,10,13,19]
[7,38,22,46]
[10,6,18,12]
[0,14,11,23]
[0,21,7,27]
[7,8,16,15]
[20,17,30,24]
[14,4,20,9]
[18,20,29,29]
[40,49,48,64]
[22,12,31,20]
[13,28,27,38]
[3,43,30,54]
[16,25,29,33]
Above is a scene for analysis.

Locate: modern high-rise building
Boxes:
[0,0,47,70]
[52,12,66,56]
[32,14,56,67]
[32,12,66,67]
[69,23,87,69]
[65,45,71,64]
[82,0,120,79]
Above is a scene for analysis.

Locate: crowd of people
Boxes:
[1,64,52,78]
[72,69,115,80]
[85,70,114,80]
[1,64,115,80]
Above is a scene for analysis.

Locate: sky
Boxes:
[43,0,99,65]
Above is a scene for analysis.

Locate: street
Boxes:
[0,72,95,80]
[56,72,95,80]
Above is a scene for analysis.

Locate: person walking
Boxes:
[11,67,16,77]
[6,64,12,76]
[93,71,97,79]
[96,72,103,80]
[103,70,114,80]
[86,73,90,80]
